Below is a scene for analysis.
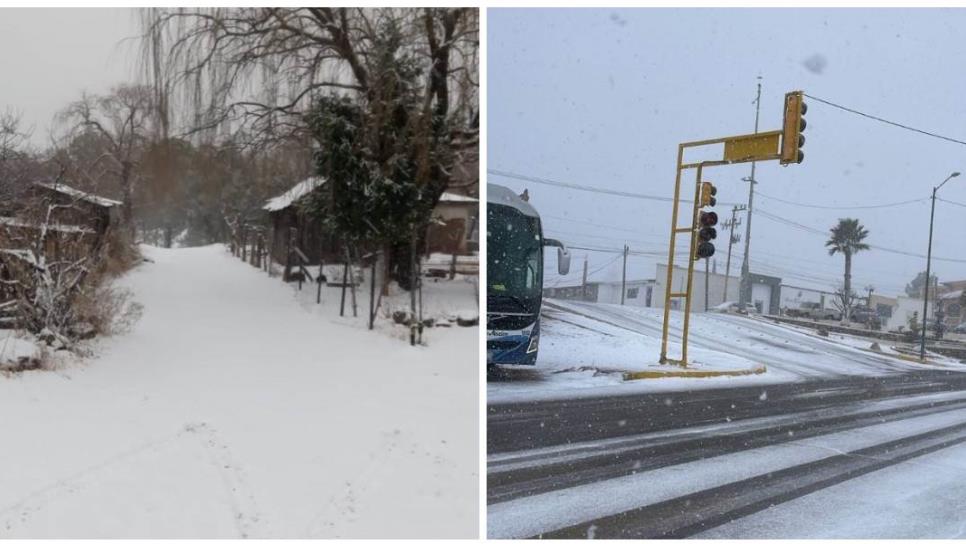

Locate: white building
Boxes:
[652,263,740,312]
[595,279,657,306]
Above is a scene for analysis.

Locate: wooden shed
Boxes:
[425,191,479,255]
[263,177,343,279]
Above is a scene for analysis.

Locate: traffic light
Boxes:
[700,181,717,207]
[694,210,718,259]
[694,181,718,260]
[781,90,807,165]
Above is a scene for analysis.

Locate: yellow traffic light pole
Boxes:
[660,90,805,367]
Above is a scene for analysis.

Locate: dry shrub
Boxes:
[93,229,142,278]
[72,284,144,337]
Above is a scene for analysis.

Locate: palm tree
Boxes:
[825,218,870,321]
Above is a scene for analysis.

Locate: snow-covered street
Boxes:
[488,299,963,403]
[0,245,478,538]
[487,299,966,539]
[488,376,966,538]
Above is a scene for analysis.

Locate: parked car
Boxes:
[850,306,877,324]
[952,322,966,334]
[711,301,757,314]
[787,301,841,321]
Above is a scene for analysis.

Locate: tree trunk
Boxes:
[120,161,137,242]
[844,252,852,321]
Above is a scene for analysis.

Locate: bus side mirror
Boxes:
[558,246,571,275]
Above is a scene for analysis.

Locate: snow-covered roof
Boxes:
[487,183,538,218]
[0,216,95,234]
[34,181,122,208]
[940,289,963,300]
[264,176,327,212]
[439,191,478,203]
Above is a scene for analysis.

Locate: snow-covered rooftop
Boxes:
[940,289,963,300]
[34,181,122,208]
[0,216,95,234]
[439,191,478,203]
[264,176,327,212]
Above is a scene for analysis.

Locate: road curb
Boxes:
[623,364,767,381]
[863,347,939,365]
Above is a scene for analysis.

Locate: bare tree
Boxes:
[57,85,156,234]
[140,8,478,170]
[0,110,34,206]
[830,283,858,323]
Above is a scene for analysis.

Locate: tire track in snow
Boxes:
[488,391,966,504]
[540,417,966,539]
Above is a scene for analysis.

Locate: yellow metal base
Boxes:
[625,364,767,381]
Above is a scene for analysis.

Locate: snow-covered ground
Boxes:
[0,244,478,538]
[488,299,964,403]
[488,395,966,539]
[699,437,966,538]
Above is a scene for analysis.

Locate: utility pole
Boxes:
[704,257,710,311]
[582,256,588,301]
[921,171,961,360]
[620,244,628,305]
[739,77,762,307]
[722,204,746,303]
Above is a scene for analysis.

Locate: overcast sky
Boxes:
[0,8,137,147]
[489,8,966,298]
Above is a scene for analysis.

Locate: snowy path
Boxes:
[487,377,966,538]
[0,245,478,538]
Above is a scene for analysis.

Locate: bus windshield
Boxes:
[487,203,542,311]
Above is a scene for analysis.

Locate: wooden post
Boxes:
[369,256,377,330]
[317,238,325,304]
[339,261,349,317]
[347,246,358,318]
[410,232,417,346]
[283,227,294,282]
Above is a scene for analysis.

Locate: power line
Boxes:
[757,191,929,210]
[938,197,966,209]
[488,168,743,206]
[805,93,966,147]
[755,208,966,264]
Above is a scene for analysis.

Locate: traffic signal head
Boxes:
[781,90,807,165]
[694,211,718,260]
[700,182,717,207]
[699,210,718,227]
[695,241,715,259]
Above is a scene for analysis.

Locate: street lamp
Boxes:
[921,171,960,360]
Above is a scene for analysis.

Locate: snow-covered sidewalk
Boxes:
[489,299,965,404]
[0,244,478,538]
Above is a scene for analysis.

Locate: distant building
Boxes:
[596,279,656,306]
[543,282,599,302]
[425,192,478,256]
[545,264,780,315]
[653,263,742,312]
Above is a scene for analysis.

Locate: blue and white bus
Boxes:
[487,184,570,366]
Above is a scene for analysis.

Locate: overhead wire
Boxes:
[805,93,966,147]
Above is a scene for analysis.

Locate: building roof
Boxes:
[35,181,121,208]
[941,289,963,300]
[0,216,95,234]
[439,191,478,203]
[264,176,327,212]
[487,183,538,218]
